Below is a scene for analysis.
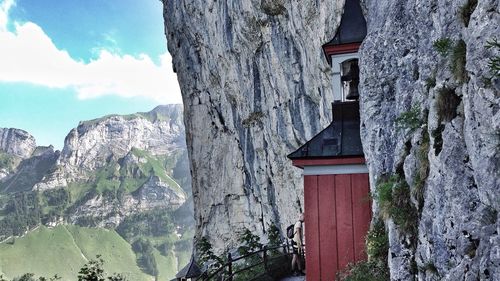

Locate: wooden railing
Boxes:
[201,241,302,281]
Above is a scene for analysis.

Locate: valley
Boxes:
[0,105,193,280]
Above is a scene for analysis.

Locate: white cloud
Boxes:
[0,0,182,104]
[0,0,14,31]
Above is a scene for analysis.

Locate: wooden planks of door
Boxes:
[304,173,371,280]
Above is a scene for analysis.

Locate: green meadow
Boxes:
[0,225,181,281]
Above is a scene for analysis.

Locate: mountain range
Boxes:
[0,104,193,280]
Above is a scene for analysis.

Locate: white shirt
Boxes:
[293,221,302,245]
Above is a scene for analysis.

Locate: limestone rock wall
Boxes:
[34,104,185,190]
[163,0,345,251]
[61,105,184,174]
[359,0,499,279]
[164,0,499,279]
[0,128,39,182]
[0,128,36,159]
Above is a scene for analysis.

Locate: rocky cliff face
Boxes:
[0,128,36,159]
[35,105,185,190]
[163,0,499,279]
[163,0,343,251]
[68,176,187,227]
[36,104,187,226]
[1,146,59,193]
[0,128,38,180]
[360,0,499,280]
[1,105,188,228]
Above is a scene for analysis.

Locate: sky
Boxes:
[0,0,182,149]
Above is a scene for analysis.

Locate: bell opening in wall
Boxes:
[341,59,359,101]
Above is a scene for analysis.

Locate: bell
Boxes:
[341,62,359,82]
[341,60,360,100]
[345,80,359,100]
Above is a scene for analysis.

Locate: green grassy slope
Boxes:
[0,226,85,280]
[175,248,191,272]
[154,248,178,281]
[0,226,153,281]
[129,148,185,196]
[65,225,153,281]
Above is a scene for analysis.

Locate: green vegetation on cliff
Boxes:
[0,152,20,174]
[63,147,185,205]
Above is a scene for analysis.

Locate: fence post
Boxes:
[227,252,233,281]
[285,239,289,254]
[263,245,268,272]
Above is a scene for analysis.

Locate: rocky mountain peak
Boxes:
[1,105,190,231]
[0,127,37,159]
[57,105,185,175]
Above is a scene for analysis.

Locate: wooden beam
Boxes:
[292,157,365,168]
[323,42,362,56]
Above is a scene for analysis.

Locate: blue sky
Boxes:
[0,0,182,149]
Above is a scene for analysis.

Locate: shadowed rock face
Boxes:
[164,0,499,279]
[163,0,345,251]
[360,0,499,280]
[0,128,49,184]
[0,128,36,159]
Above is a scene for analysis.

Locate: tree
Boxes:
[78,256,106,281]
[237,228,262,256]
[77,256,127,281]
[0,258,125,281]
[267,224,281,247]
[197,236,223,267]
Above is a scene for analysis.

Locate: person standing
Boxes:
[291,213,305,276]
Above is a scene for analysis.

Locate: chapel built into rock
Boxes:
[288,0,372,280]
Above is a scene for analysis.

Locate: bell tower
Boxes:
[288,1,369,280]
[322,0,366,102]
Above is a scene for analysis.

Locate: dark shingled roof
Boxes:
[288,102,363,159]
[175,257,202,279]
[325,0,367,46]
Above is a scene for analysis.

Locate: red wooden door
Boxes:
[304,173,371,281]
